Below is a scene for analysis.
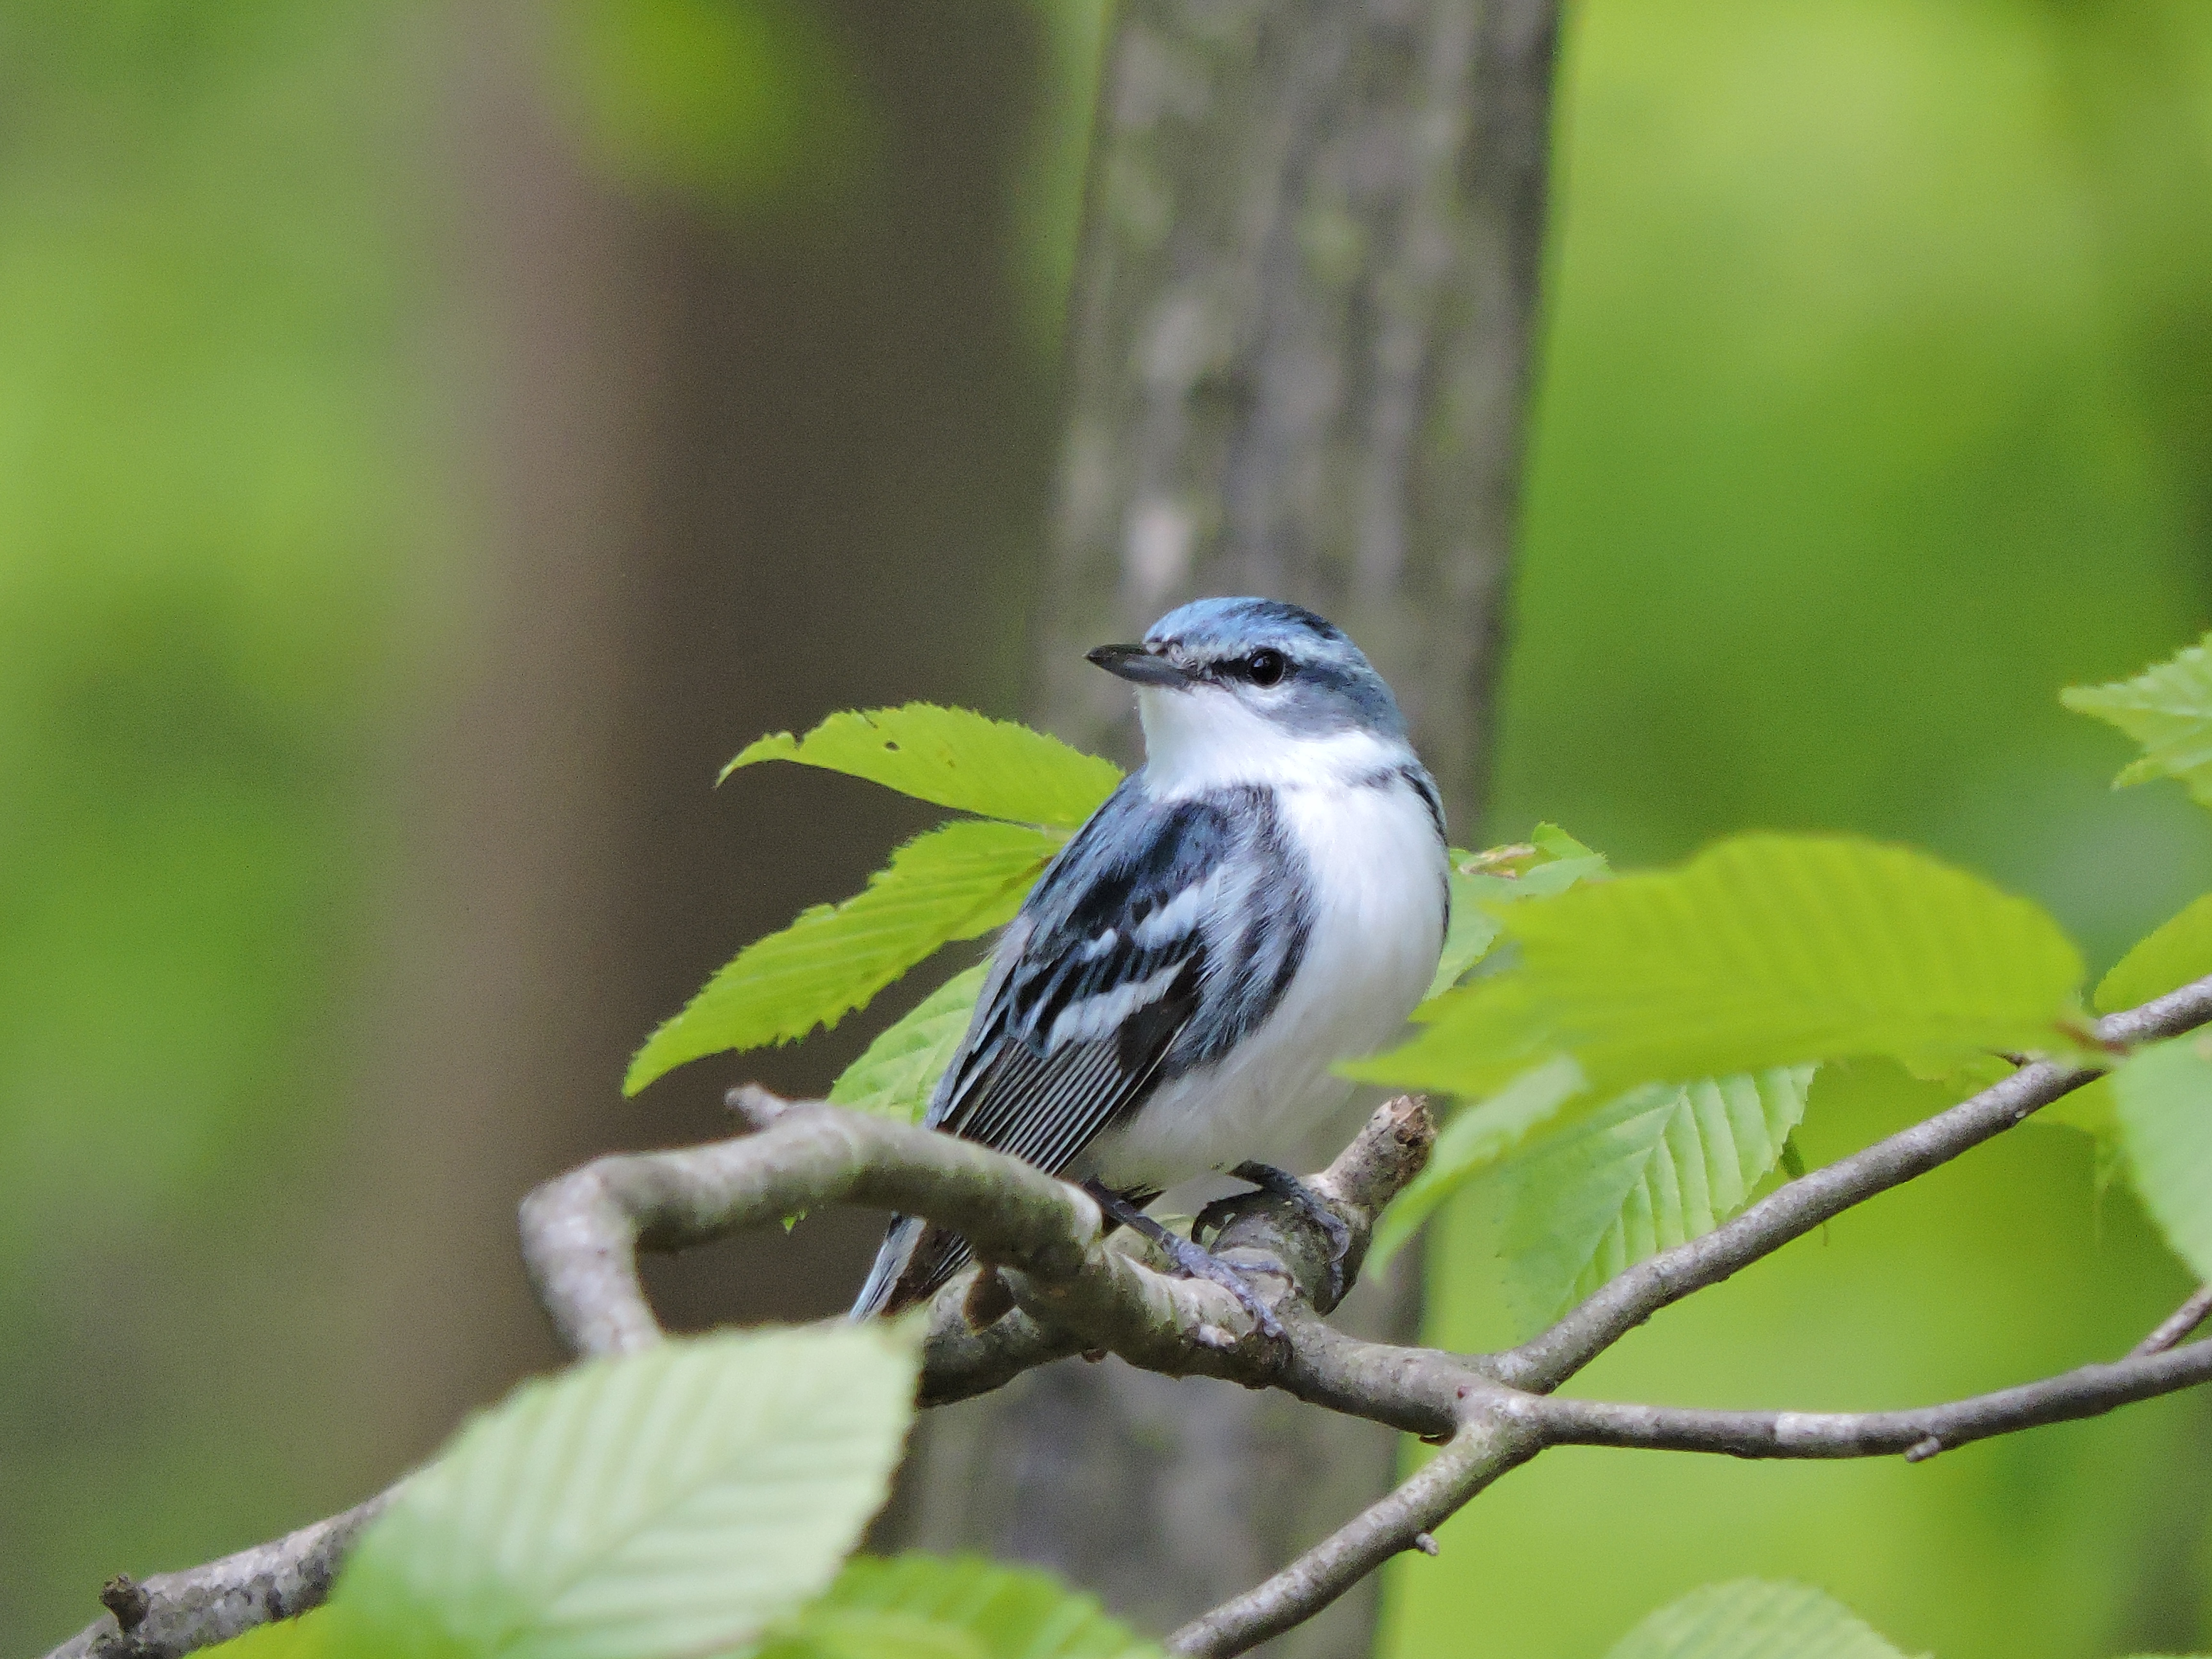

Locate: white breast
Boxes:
[1079,763,1447,1192]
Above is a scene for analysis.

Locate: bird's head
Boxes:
[1088,598,1409,788]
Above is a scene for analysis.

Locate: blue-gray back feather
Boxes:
[851,773,1312,1316]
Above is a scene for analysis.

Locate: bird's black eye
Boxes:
[1246,649,1286,687]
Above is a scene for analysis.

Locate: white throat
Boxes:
[1135,684,1411,797]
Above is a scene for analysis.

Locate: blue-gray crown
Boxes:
[1133,596,1407,738]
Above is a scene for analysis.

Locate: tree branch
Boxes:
[42,1491,398,1659]
[1489,973,2212,1394]
[1524,1334,2212,1461]
[2134,1284,2212,1358]
[46,972,2212,1659]
[1163,1404,1542,1659]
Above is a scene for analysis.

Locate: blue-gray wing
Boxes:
[851,778,1308,1316]
[930,781,1238,1170]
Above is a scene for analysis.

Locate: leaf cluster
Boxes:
[625,704,1120,1105]
[204,1323,1155,1659]
[629,634,2212,1340]
[1348,632,2212,1326]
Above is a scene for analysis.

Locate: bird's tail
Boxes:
[850,1214,977,1319]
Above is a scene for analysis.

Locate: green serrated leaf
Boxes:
[332,1326,919,1659]
[829,963,988,1122]
[724,704,1122,829]
[2063,633,2212,809]
[626,820,1058,1095]
[2112,1034,2212,1282]
[2096,892,2212,1015]
[1366,1055,1587,1270]
[1358,963,1558,1086]
[761,1555,1160,1659]
[1358,834,2085,1102]
[1422,830,1612,1002]
[1498,1068,1816,1329]
[1605,1581,1914,1659]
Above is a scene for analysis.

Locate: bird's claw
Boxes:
[1160,1231,1287,1345]
[1228,1161,1353,1306]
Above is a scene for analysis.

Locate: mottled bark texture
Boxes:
[1034,0,1557,829]
[907,3,1562,1652]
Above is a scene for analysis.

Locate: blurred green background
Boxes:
[2,2,2209,1656]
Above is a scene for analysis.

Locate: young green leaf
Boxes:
[2063,632,2212,809]
[759,1555,1160,1659]
[1497,1068,1815,1329]
[332,1325,919,1659]
[724,704,1122,829]
[1351,972,1558,1097]
[1422,828,1612,1002]
[2042,893,2212,1147]
[2112,1034,2212,1283]
[1357,834,2085,1102]
[626,820,1058,1095]
[1365,1055,1587,1269]
[1605,1581,1912,1659]
[829,963,988,1122]
[2096,892,2212,1015]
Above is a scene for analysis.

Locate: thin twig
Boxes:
[43,1490,398,1659]
[1163,1401,1543,1658]
[2133,1285,2212,1358]
[1525,1338,2212,1461]
[1491,971,2212,1394]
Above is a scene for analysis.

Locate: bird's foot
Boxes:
[1214,1161,1352,1306]
[1155,1229,1288,1344]
[1085,1180,1287,1346]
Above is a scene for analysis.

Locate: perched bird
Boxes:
[852,597,1448,1328]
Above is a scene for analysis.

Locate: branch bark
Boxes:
[1527,1340,2212,1462]
[1164,1411,1541,1659]
[45,973,2212,1659]
[43,1492,397,1659]
[2134,1284,2212,1358]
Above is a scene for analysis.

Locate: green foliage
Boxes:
[724,704,1122,830]
[201,1347,1156,1659]
[1357,834,2086,1103]
[625,821,1056,1094]
[330,1325,920,1659]
[2063,632,2212,810]
[1604,1581,1912,1659]
[1368,1056,1587,1268]
[760,1555,1160,1659]
[633,704,1123,1093]
[1496,1069,1816,1329]
[828,963,989,1122]
[2095,892,2212,1015]
[2111,1035,2212,1283]
[1423,826,1611,1001]
[2042,891,2212,1142]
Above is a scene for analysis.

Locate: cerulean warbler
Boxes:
[854,598,1448,1327]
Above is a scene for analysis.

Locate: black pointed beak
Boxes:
[1086,643,1193,688]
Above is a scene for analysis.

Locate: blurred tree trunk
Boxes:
[897,3,1560,1654]
[315,0,1056,1515]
